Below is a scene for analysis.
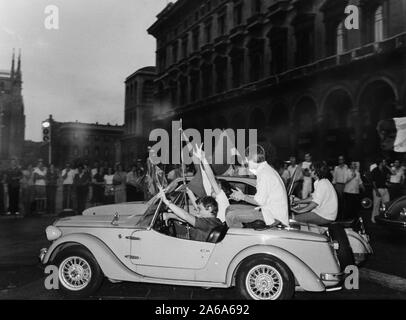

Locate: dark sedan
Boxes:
[376,195,406,230]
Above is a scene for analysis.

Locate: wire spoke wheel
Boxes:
[59,256,92,291]
[245,264,283,300]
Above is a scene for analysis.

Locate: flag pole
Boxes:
[179,119,189,212]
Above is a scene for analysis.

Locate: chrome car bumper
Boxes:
[320,272,345,282]
[39,248,48,264]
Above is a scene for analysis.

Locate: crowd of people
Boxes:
[1,150,404,226]
[276,154,405,224]
[0,158,160,216]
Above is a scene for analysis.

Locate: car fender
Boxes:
[345,229,373,255]
[43,233,142,282]
[385,196,406,216]
[225,245,326,292]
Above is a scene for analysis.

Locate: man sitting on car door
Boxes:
[157,187,223,242]
[228,145,290,228]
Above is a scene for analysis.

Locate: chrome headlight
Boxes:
[46,226,62,241]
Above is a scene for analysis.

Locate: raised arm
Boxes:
[158,187,196,227]
[193,144,221,196]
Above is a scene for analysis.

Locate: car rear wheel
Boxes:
[54,246,103,297]
[236,255,295,300]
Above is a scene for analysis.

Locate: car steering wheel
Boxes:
[166,218,177,237]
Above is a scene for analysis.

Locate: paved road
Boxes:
[0,211,405,300]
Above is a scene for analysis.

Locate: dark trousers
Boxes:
[46,185,57,214]
[344,193,360,220]
[76,186,89,215]
[389,183,402,200]
[0,184,4,213]
[8,185,20,213]
[334,183,345,221]
[63,184,73,209]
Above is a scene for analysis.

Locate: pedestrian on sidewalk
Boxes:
[74,165,91,215]
[343,161,364,220]
[21,164,34,216]
[300,153,313,200]
[33,159,47,214]
[46,164,58,214]
[333,155,349,220]
[370,158,391,223]
[91,167,105,206]
[61,163,75,211]
[113,163,127,204]
[5,159,22,216]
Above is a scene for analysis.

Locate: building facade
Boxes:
[0,50,25,169]
[148,0,406,163]
[122,66,156,165]
[43,117,124,168]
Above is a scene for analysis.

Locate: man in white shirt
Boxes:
[228,145,289,227]
[343,161,364,219]
[332,155,348,220]
[292,162,338,225]
[287,156,302,196]
[62,163,76,211]
[301,153,313,199]
[389,159,404,199]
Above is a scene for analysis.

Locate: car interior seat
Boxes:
[206,222,229,243]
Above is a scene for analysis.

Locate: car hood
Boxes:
[82,201,148,216]
[227,227,328,242]
[54,215,142,228]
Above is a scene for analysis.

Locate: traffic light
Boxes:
[42,120,51,143]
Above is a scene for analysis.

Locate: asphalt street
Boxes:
[0,211,405,300]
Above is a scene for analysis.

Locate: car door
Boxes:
[128,189,216,281]
[129,229,216,280]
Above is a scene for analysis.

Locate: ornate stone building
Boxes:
[122,66,156,165]
[148,0,406,163]
[0,50,25,168]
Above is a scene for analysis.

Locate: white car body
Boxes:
[39,177,372,299]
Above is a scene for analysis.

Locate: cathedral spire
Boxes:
[16,49,21,78]
[11,48,15,79]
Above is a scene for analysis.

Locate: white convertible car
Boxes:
[39,177,372,300]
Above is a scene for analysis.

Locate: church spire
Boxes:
[16,49,21,78]
[11,48,15,79]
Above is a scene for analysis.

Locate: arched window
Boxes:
[336,22,345,54]
[374,6,384,42]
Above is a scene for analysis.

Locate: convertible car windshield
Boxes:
[135,183,186,228]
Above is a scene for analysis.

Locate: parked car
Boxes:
[376,195,406,231]
[39,177,372,300]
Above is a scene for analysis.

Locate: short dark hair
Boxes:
[312,161,330,180]
[245,144,266,163]
[197,196,218,216]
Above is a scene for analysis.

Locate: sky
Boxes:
[0,0,172,141]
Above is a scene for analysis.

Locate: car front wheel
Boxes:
[54,246,103,297]
[236,255,295,300]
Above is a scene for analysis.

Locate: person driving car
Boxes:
[291,161,338,225]
[157,188,223,242]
